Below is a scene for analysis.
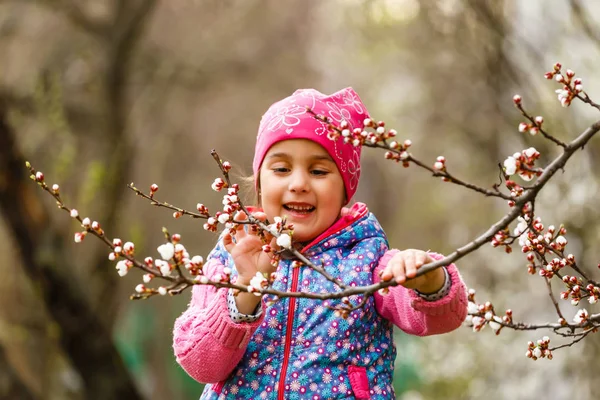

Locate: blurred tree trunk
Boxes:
[0,101,142,399]
[0,344,36,400]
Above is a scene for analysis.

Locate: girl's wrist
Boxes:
[414,268,446,294]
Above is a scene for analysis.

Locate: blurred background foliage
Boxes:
[1,0,599,399]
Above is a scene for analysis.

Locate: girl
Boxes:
[173,88,468,399]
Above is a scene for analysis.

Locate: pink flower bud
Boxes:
[512,95,522,104]
[565,69,575,78]
[150,184,158,193]
[70,209,79,218]
[135,284,146,293]
[52,184,60,193]
[123,242,134,252]
[555,74,564,83]
[433,161,444,171]
[82,218,91,228]
[91,221,100,230]
[172,233,181,243]
[173,211,183,219]
[108,252,116,261]
[158,287,168,296]
[544,72,554,80]
[534,116,544,125]
[363,118,372,127]
[35,171,44,182]
[222,161,231,172]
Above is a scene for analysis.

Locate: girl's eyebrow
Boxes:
[266,153,334,162]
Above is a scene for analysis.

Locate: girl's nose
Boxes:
[288,171,309,193]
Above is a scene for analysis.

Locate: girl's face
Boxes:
[259,139,345,244]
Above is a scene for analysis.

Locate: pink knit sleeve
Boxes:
[172,258,264,383]
[374,249,468,336]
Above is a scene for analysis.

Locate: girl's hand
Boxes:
[380,249,446,294]
[222,211,277,286]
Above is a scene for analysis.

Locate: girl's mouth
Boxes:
[283,204,315,214]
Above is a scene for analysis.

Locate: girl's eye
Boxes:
[311,170,328,176]
[273,167,289,173]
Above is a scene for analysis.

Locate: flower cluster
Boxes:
[433,156,446,173]
[544,63,584,107]
[312,112,415,168]
[248,272,269,296]
[466,289,511,335]
[491,228,513,253]
[518,115,544,136]
[203,184,240,232]
[560,275,599,306]
[503,147,542,181]
[573,308,589,325]
[526,336,552,360]
[325,118,397,147]
[505,180,524,207]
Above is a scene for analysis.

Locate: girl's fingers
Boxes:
[222,232,235,253]
[415,252,427,269]
[401,253,415,281]
[391,258,406,284]
[252,211,267,222]
[379,265,394,282]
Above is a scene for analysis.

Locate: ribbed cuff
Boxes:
[409,263,468,318]
[205,289,263,349]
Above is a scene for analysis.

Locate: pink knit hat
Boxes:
[253,87,369,202]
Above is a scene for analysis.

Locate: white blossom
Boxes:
[249,272,267,296]
[467,302,479,314]
[191,255,204,265]
[489,319,502,332]
[116,260,128,277]
[70,209,79,218]
[143,274,153,283]
[218,213,230,224]
[155,259,172,276]
[82,218,91,227]
[135,284,145,293]
[524,147,538,158]
[503,156,517,176]
[533,347,542,358]
[573,309,589,324]
[123,242,134,252]
[276,233,292,249]
[157,243,175,260]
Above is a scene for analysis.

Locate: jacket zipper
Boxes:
[277,264,300,400]
[276,207,368,399]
